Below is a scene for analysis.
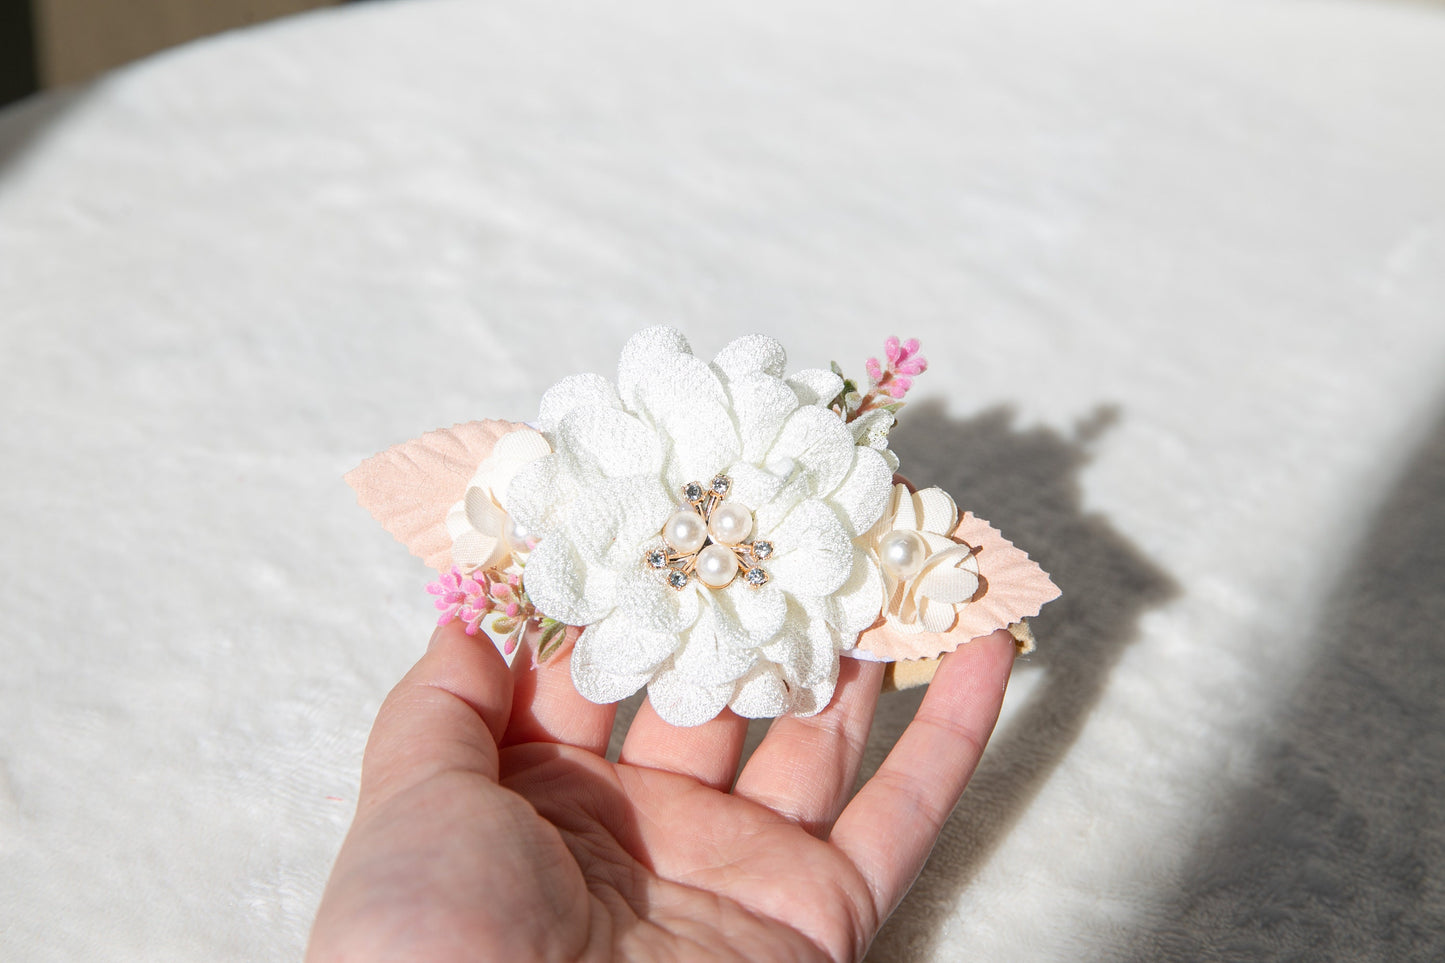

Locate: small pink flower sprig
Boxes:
[427,566,569,662]
[829,335,928,424]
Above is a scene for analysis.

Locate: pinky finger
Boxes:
[828,630,1016,922]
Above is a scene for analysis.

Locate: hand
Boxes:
[308,622,1016,962]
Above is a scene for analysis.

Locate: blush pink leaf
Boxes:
[344,420,524,573]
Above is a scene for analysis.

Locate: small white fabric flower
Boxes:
[507,327,894,726]
[865,483,981,634]
[445,427,552,573]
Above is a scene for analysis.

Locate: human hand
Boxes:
[308,621,1016,962]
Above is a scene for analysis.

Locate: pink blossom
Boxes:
[859,335,928,404]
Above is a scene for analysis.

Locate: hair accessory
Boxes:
[347,328,1059,726]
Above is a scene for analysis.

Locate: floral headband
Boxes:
[347,328,1058,726]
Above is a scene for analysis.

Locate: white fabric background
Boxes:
[2,0,1443,959]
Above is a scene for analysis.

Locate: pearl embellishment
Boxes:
[649,477,772,591]
[707,502,753,545]
[504,515,533,553]
[879,530,929,580]
[663,510,709,554]
[695,544,738,588]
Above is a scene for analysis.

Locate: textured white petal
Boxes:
[712,334,787,382]
[913,487,959,536]
[766,499,855,597]
[645,665,735,728]
[573,611,676,677]
[613,564,702,634]
[660,398,741,491]
[728,664,791,719]
[572,630,653,704]
[672,610,758,687]
[786,672,837,718]
[520,534,617,626]
[722,461,786,515]
[715,580,788,644]
[760,621,806,676]
[726,373,799,463]
[847,407,897,453]
[787,368,844,407]
[538,374,621,432]
[826,446,892,537]
[505,454,575,539]
[793,617,843,687]
[556,406,662,480]
[769,405,856,501]
[563,476,673,569]
[617,327,694,410]
[827,550,885,634]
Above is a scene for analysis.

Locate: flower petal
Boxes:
[463,487,505,535]
[564,476,673,569]
[521,534,617,626]
[826,446,892,537]
[573,611,676,678]
[712,334,787,382]
[572,629,654,704]
[826,550,885,634]
[449,530,498,571]
[768,405,856,503]
[616,327,696,410]
[613,564,702,634]
[722,461,786,515]
[645,664,735,728]
[672,609,758,687]
[715,580,787,644]
[727,373,799,464]
[786,368,844,407]
[918,598,957,634]
[728,664,791,719]
[766,499,856,597]
[917,548,980,604]
[506,454,576,539]
[913,487,959,536]
[538,374,621,432]
[556,406,663,480]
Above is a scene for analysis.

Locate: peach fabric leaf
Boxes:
[856,512,1060,661]
[345,420,523,573]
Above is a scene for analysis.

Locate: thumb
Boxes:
[357,621,515,814]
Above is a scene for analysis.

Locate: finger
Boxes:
[358,621,515,813]
[618,700,750,791]
[501,627,617,756]
[731,658,884,835]
[829,629,1015,920]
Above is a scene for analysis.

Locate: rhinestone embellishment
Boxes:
[647,476,773,591]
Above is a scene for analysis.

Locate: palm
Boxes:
[310,623,1016,962]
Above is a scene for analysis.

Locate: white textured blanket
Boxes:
[2,1,1443,959]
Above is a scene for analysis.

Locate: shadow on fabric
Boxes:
[1122,401,1445,962]
[863,401,1178,961]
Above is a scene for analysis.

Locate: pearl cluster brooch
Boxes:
[646,474,774,591]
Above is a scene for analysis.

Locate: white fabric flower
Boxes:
[865,483,981,634]
[445,426,552,573]
[507,327,894,726]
